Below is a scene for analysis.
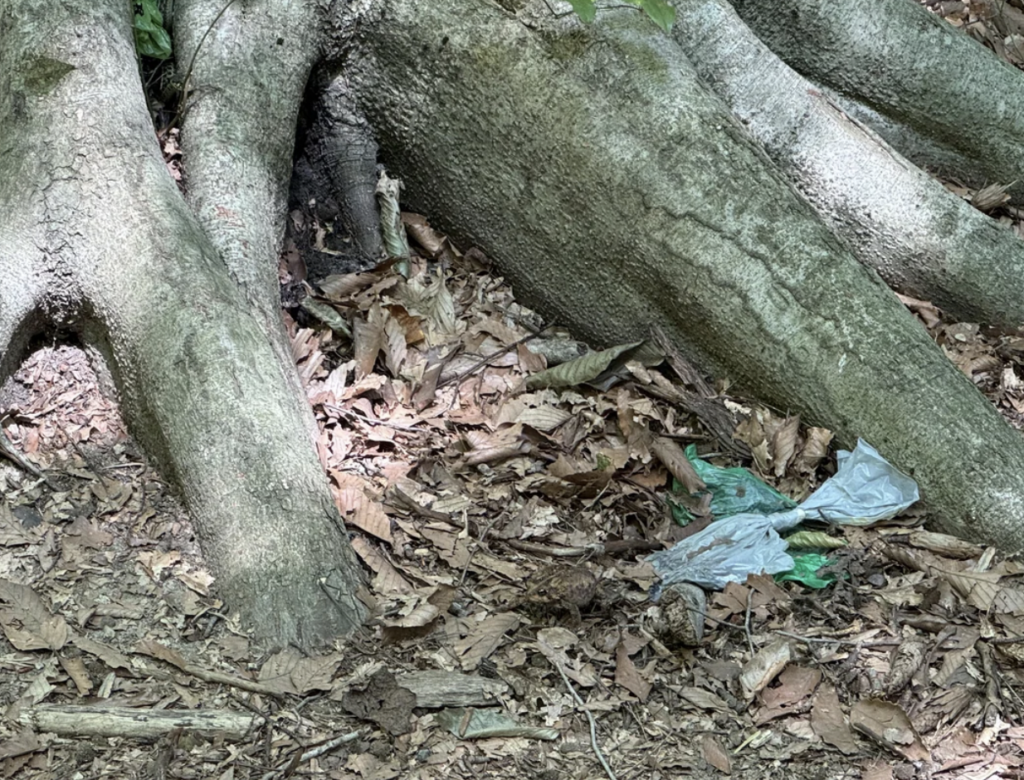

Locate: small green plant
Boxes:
[568,0,675,33]
[133,0,173,60]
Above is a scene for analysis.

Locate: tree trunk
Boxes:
[0,0,365,648]
[730,0,1024,203]
[673,0,1024,330]
[337,0,1024,550]
[8,0,1024,650]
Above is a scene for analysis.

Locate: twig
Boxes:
[744,589,755,656]
[294,730,364,763]
[436,330,547,389]
[324,403,424,432]
[506,539,660,557]
[135,657,283,696]
[229,694,303,743]
[258,730,363,780]
[542,643,618,780]
[458,510,504,588]
[772,629,901,648]
[0,420,50,485]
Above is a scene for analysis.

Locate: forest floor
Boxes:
[4,3,1024,779]
[2,202,1024,780]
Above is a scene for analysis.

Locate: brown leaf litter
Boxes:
[0,213,1023,779]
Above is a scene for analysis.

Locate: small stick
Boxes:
[540,640,618,780]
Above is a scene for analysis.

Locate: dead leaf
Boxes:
[739,639,792,700]
[72,634,131,670]
[59,656,93,695]
[349,536,414,594]
[0,729,42,760]
[811,683,858,754]
[134,638,188,671]
[0,579,68,651]
[796,427,833,473]
[770,416,800,477]
[401,212,447,258]
[353,303,386,379]
[334,486,394,544]
[383,313,408,377]
[701,734,732,774]
[650,436,705,495]
[454,612,519,671]
[849,699,929,761]
[614,641,652,701]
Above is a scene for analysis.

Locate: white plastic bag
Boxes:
[648,440,918,589]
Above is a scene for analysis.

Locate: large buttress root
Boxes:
[730,0,1024,204]
[172,0,321,393]
[304,76,383,264]
[342,0,1024,549]
[0,0,366,647]
[673,0,1024,330]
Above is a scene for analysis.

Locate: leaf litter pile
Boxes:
[1,208,1024,780]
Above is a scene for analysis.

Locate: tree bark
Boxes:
[339,0,1024,550]
[7,0,1024,651]
[731,0,1024,203]
[673,0,1024,329]
[0,0,365,648]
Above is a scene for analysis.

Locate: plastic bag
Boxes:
[648,440,918,589]
[676,444,797,520]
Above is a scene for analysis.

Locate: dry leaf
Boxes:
[614,642,652,701]
[701,734,732,774]
[769,415,800,477]
[849,699,929,761]
[739,639,792,700]
[650,436,705,494]
[0,579,68,651]
[334,487,394,544]
[454,613,519,671]
[811,683,858,754]
[134,639,188,671]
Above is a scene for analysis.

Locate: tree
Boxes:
[2,0,1022,650]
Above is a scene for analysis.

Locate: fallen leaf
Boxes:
[811,683,858,754]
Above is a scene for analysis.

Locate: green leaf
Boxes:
[133,0,173,60]
[299,299,352,339]
[785,530,846,550]
[525,341,643,390]
[640,0,675,33]
[568,0,597,23]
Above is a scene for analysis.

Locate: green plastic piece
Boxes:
[671,444,797,523]
[775,553,835,589]
[134,0,173,60]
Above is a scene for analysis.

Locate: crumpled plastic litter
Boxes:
[647,440,918,590]
[676,443,797,520]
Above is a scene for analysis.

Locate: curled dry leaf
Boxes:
[770,415,800,477]
[849,699,929,762]
[739,639,792,700]
[651,436,705,495]
[0,579,68,652]
[811,683,858,755]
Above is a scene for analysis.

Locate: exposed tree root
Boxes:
[0,0,365,648]
[731,0,1024,203]
[674,0,1024,329]
[337,0,1024,550]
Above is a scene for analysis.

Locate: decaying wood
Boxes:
[396,671,508,708]
[19,705,255,740]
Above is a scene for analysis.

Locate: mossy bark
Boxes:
[340,0,1024,549]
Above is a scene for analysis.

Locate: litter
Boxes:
[647,440,918,589]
